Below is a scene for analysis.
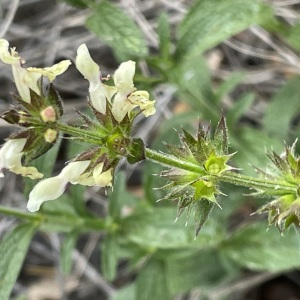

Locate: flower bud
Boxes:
[44,129,58,143]
[40,106,57,122]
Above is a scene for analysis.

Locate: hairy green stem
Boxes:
[56,122,107,144]
[0,205,107,231]
[217,172,297,196]
[145,148,205,174]
[145,148,298,196]
[0,206,42,221]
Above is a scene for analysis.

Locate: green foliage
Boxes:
[86,0,148,60]
[3,0,300,298]
[221,222,300,271]
[264,76,300,141]
[175,0,275,59]
[60,230,79,275]
[136,258,170,300]
[157,13,171,62]
[285,22,300,51]
[0,223,38,300]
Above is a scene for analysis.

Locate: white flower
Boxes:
[27,60,71,82]
[111,61,156,122]
[75,44,109,114]
[76,162,113,187]
[27,160,113,212]
[0,138,43,179]
[128,90,156,117]
[0,39,71,103]
[27,160,91,212]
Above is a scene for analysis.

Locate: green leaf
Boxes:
[285,23,300,51]
[263,76,300,140]
[175,0,274,59]
[157,13,171,61]
[108,171,126,220]
[0,223,38,300]
[215,72,245,104]
[221,222,300,272]
[226,93,255,127]
[86,0,148,60]
[60,230,78,275]
[166,249,229,295]
[230,126,282,175]
[136,258,171,300]
[111,284,135,300]
[101,234,118,281]
[169,53,218,121]
[41,194,78,217]
[122,207,224,249]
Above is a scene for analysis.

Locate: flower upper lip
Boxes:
[0,38,71,103]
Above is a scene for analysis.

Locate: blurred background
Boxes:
[1,0,300,299]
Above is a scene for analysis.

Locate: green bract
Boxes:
[159,117,235,235]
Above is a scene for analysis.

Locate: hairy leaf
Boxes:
[86,1,148,60]
[0,223,38,299]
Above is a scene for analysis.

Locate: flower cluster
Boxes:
[0,39,70,179]
[159,117,235,235]
[254,141,300,232]
[76,44,155,122]
[0,40,156,212]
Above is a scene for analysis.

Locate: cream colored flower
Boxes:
[111,61,156,122]
[27,160,91,212]
[27,60,71,82]
[75,162,113,187]
[75,44,108,114]
[113,60,136,95]
[0,39,71,103]
[128,90,156,117]
[0,138,43,179]
[27,160,114,212]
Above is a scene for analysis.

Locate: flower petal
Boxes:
[0,39,70,102]
[27,176,67,212]
[63,160,91,183]
[27,160,91,212]
[0,39,20,64]
[75,44,107,114]
[113,60,136,95]
[111,92,135,122]
[94,168,113,187]
[0,138,43,179]
[128,90,156,117]
[0,139,25,175]
[27,60,71,82]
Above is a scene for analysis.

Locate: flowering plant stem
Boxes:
[53,123,298,197]
[0,205,107,231]
[144,148,298,197]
